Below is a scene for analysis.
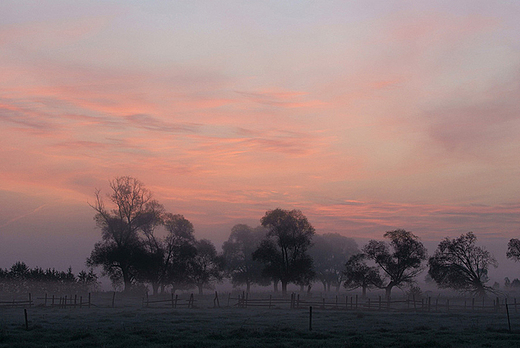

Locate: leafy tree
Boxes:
[162,214,198,292]
[428,232,497,297]
[253,208,315,295]
[222,224,270,292]
[343,254,383,297]
[363,229,427,299]
[187,239,224,295]
[310,233,359,291]
[87,176,164,291]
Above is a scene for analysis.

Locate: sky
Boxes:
[1,0,520,283]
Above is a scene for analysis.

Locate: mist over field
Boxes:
[2,1,520,346]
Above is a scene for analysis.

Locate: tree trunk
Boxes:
[152,283,159,296]
[122,269,132,292]
[300,284,304,292]
[327,283,331,292]
[273,280,279,292]
[385,284,393,300]
[362,286,367,297]
[198,284,204,295]
[322,282,327,292]
[281,281,288,296]
[246,282,251,293]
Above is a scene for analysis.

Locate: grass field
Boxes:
[1,293,520,347]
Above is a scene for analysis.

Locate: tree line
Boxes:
[0,262,99,294]
[11,176,519,298]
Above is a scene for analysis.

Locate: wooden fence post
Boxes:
[214,291,220,308]
[88,293,91,309]
[175,294,178,308]
[24,309,29,330]
[112,292,116,308]
[309,306,313,331]
[74,295,77,309]
[355,295,358,310]
[297,294,300,309]
[428,297,431,312]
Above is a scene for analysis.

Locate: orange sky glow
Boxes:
[1,1,520,281]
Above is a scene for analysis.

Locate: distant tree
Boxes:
[310,233,359,292]
[363,229,427,299]
[343,254,383,297]
[222,224,270,292]
[507,238,520,262]
[428,232,497,297]
[253,208,315,295]
[512,279,520,288]
[187,239,224,295]
[77,269,101,292]
[87,176,164,291]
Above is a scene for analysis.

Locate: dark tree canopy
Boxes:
[363,229,427,299]
[87,176,164,292]
[343,253,383,297]
[222,224,270,292]
[253,208,315,295]
[428,232,497,297]
[310,233,359,292]
[188,239,224,295]
[507,238,520,262]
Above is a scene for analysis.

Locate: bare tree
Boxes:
[363,229,427,299]
[428,232,497,297]
[87,176,164,292]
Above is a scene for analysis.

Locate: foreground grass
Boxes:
[1,302,520,347]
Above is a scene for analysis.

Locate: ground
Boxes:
[1,293,520,347]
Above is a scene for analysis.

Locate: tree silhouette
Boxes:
[428,232,497,297]
[363,229,427,299]
[343,253,383,297]
[87,176,164,292]
[187,239,224,295]
[310,233,359,292]
[507,238,520,262]
[222,224,270,292]
[253,208,315,295]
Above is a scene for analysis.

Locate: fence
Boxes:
[2,291,520,314]
[230,293,520,314]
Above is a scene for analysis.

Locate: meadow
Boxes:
[1,293,520,348]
